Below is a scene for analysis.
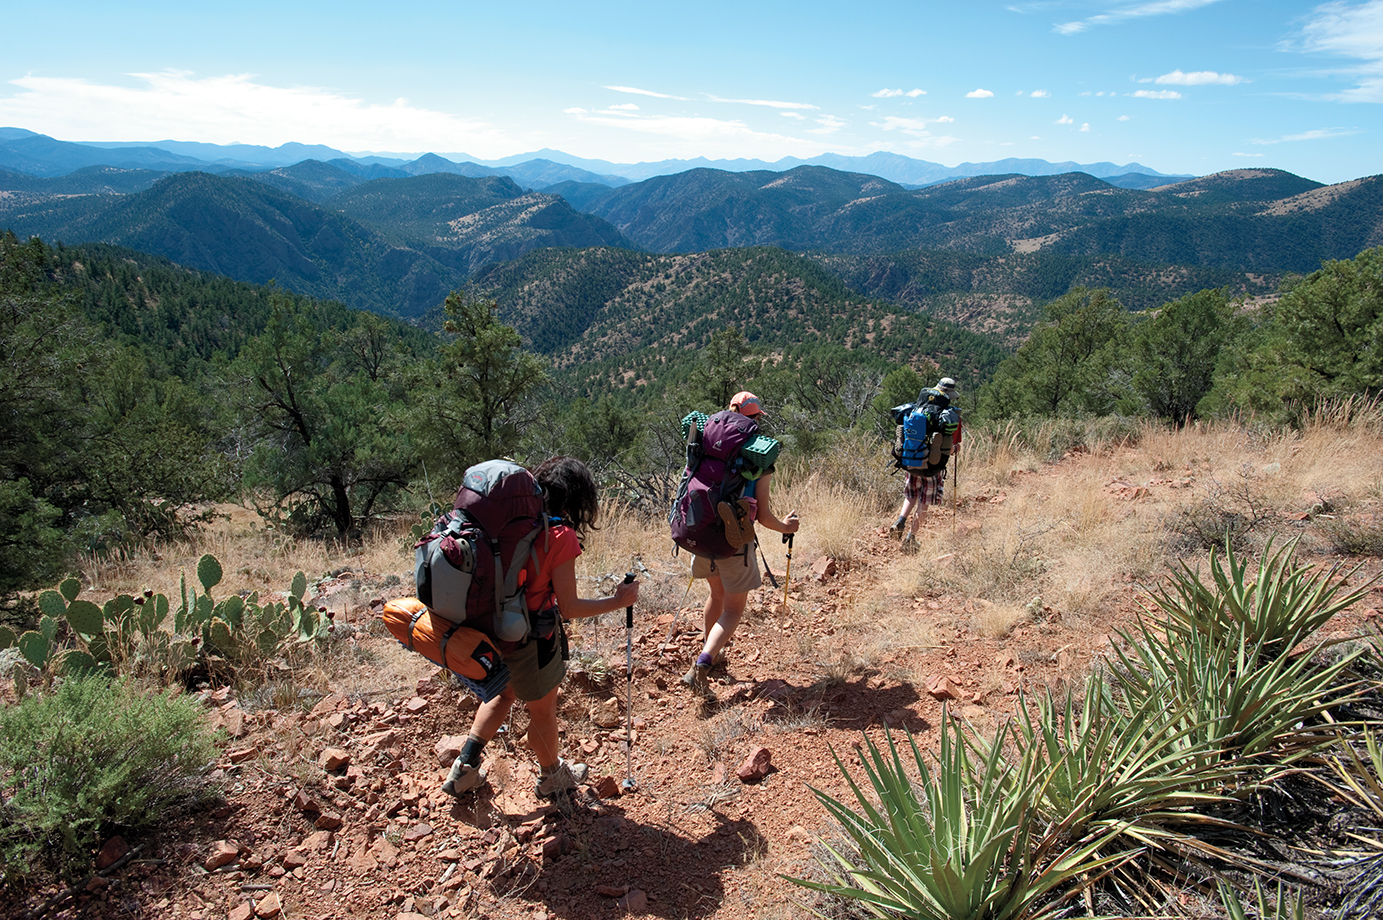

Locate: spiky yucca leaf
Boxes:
[1111,617,1361,772]
[789,718,1127,920]
[1146,537,1377,658]
[999,676,1238,848]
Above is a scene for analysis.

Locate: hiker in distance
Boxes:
[890,377,963,552]
[443,457,640,801]
[676,392,800,703]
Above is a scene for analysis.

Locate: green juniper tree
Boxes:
[411,291,549,493]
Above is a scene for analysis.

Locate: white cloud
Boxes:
[604,85,689,100]
[907,88,926,97]
[966,88,995,98]
[609,103,640,111]
[809,115,847,134]
[1080,122,1091,131]
[935,115,955,123]
[1031,90,1051,97]
[1233,151,1267,157]
[563,109,832,158]
[781,111,806,119]
[706,95,818,110]
[1118,114,1132,120]
[1055,0,1228,35]
[1130,89,1183,99]
[1153,69,1245,85]
[873,89,904,98]
[1249,127,1362,144]
[0,71,518,154]
[1056,114,1074,124]
[871,115,960,147]
[1296,0,1383,103]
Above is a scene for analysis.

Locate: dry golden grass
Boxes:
[54,402,1383,705]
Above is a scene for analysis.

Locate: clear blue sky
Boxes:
[2,0,1380,183]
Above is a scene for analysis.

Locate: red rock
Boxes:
[403,822,433,842]
[228,903,254,920]
[314,811,344,830]
[318,748,351,771]
[595,884,629,897]
[618,889,649,912]
[203,840,240,870]
[923,675,963,701]
[737,746,773,782]
[303,830,333,850]
[229,746,258,764]
[434,735,466,765]
[254,892,282,918]
[810,556,836,581]
[711,762,727,784]
[95,835,128,870]
[282,851,308,870]
[405,696,430,713]
[593,775,621,798]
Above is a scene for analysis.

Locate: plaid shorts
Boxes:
[904,472,945,507]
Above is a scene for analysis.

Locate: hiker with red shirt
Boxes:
[680,392,800,702]
[443,457,639,800]
[890,377,962,551]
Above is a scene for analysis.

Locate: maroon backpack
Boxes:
[414,459,546,642]
[668,410,759,559]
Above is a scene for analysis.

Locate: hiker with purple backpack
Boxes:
[440,457,640,801]
[669,392,800,703]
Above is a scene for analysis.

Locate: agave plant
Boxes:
[1144,537,1378,659]
[999,675,1241,847]
[1111,616,1363,774]
[1217,878,1306,920]
[789,716,1128,920]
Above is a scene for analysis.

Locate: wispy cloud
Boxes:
[1130,89,1184,99]
[1295,0,1383,103]
[604,85,689,100]
[873,88,927,98]
[1118,114,1132,120]
[609,103,640,111]
[706,95,818,110]
[1080,122,1091,131]
[0,72,517,154]
[1056,114,1074,124]
[781,111,806,120]
[1031,90,1051,97]
[808,115,847,134]
[1151,69,1245,85]
[871,115,960,146]
[1249,127,1361,144]
[564,109,831,158]
[966,88,995,98]
[1233,151,1267,157]
[1055,0,1227,34]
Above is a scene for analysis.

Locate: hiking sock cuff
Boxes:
[695,652,714,668]
[459,735,486,768]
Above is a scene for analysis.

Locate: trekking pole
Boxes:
[621,571,637,792]
[952,454,958,532]
[781,532,794,612]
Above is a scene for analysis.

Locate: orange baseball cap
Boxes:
[729,391,764,416]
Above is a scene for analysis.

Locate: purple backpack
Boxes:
[668,410,759,558]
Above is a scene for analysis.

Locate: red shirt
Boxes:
[523,524,582,614]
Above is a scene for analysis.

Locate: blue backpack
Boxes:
[891,388,960,477]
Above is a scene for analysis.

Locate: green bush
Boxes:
[0,674,218,882]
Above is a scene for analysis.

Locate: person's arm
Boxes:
[753,473,800,534]
[550,558,639,620]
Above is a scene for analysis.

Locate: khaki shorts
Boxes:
[505,629,566,702]
[691,546,763,594]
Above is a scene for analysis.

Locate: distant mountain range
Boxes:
[3,122,1381,337]
[0,126,1192,190]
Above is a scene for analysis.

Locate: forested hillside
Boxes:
[474,245,1005,398]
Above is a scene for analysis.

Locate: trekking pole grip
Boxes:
[623,572,635,628]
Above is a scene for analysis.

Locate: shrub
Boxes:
[0,674,218,882]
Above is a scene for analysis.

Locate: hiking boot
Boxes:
[717,500,752,547]
[680,662,715,700]
[535,759,589,799]
[900,533,918,554]
[441,757,486,797]
[889,519,907,540]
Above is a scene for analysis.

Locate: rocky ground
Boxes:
[15,477,1383,920]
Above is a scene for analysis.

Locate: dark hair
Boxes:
[531,457,600,537]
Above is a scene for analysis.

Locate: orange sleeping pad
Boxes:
[380,597,502,682]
